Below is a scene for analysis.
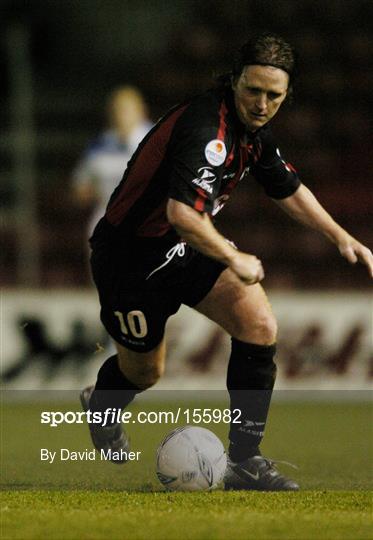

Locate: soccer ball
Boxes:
[156,426,227,491]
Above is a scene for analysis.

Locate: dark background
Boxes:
[1,0,372,289]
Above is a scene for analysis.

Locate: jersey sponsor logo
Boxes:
[192,166,216,194]
[204,139,227,166]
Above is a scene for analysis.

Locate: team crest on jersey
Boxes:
[204,139,227,166]
[192,166,216,194]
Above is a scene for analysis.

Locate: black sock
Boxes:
[229,443,261,462]
[227,339,277,462]
[89,355,142,422]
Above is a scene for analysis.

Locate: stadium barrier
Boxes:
[2,289,372,391]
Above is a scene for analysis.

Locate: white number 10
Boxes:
[114,310,148,338]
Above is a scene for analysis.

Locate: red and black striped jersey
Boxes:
[91,86,300,243]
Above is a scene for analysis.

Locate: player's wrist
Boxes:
[319,219,349,245]
[224,249,242,267]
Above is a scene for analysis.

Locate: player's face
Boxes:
[232,65,289,131]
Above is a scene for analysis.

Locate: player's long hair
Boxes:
[217,33,297,100]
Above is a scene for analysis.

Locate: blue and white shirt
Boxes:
[73,121,153,234]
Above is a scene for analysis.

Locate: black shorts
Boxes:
[90,235,226,352]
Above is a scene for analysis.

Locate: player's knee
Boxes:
[117,353,165,390]
[253,313,277,344]
[239,313,277,345]
[134,361,165,390]
[116,340,166,389]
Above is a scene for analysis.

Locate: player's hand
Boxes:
[229,251,264,284]
[338,236,373,278]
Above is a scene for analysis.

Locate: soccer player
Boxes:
[81,34,373,490]
[72,86,152,237]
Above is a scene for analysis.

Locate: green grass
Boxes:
[1,400,372,539]
[1,490,372,540]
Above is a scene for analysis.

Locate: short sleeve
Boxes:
[251,126,301,199]
[167,103,229,213]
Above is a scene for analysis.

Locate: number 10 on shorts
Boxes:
[114,310,148,338]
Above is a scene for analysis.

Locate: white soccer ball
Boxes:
[156,426,227,491]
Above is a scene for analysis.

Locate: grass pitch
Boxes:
[2,490,372,540]
[1,399,372,539]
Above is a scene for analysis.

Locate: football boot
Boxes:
[225,455,299,491]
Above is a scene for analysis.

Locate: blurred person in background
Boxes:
[72,86,153,237]
[80,33,372,491]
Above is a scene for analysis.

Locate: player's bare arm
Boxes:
[275,183,373,278]
[167,198,264,284]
